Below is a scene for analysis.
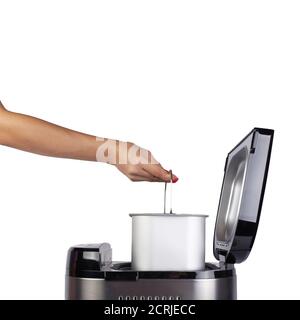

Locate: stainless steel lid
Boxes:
[213,128,274,264]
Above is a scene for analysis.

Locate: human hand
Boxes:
[116,162,178,183]
[96,140,178,182]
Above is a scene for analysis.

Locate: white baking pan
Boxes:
[130,213,208,271]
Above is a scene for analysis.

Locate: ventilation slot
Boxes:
[118,295,181,300]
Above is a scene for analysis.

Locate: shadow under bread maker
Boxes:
[65,128,274,300]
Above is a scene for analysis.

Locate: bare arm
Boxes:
[0,101,101,161]
[0,101,178,182]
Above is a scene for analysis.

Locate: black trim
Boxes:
[67,261,235,280]
[226,127,273,156]
[248,128,274,251]
[254,127,275,136]
[66,247,235,280]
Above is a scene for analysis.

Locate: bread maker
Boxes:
[65,127,274,300]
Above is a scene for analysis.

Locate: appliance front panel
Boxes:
[66,276,237,300]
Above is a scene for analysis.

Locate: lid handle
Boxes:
[163,170,173,214]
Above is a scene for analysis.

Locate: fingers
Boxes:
[114,145,179,183]
[143,164,169,182]
[143,151,179,182]
[115,164,178,182]
[142,163,179,183]
[127,167,163,182]
[140,168,162,182]
[128,174,160,182]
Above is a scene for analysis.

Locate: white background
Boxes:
[0,0,299,300]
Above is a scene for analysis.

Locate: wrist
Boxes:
[95,138,121,165]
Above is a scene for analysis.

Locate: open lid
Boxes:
[213,128,274,264]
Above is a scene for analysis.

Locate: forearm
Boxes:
[0,108,102,161]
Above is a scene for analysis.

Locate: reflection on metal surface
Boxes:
[66,276,237,300]
[216,147,249,243]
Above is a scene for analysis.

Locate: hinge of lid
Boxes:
[218,252,226,268]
